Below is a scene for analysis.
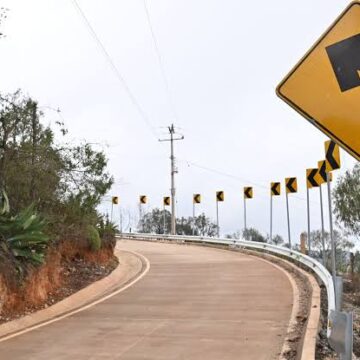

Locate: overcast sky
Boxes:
[0,0,357,242]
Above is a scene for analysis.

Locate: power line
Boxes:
[70,1,320,210]
[70,0,160,142]
[179,158,321,206]
[143,0,179,124]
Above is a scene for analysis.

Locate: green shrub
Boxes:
[0,191,49,273]
[97,217,117,250]
[86,225,101,251]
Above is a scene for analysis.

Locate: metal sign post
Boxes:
[270,196,273,242]
[193,202,195,235]
[306,168,321,254]
[215,191,224,238]
[243,187,253,232]
[318,160,331,266]
[285,192,291,248]
[307,187,311,254]
[192,194,201,235]
[327,172,337,286]
[270,183,281,242]
[216,200,219,237]
[244,197,247,231]
[319,185,326,265]
[163,203,166,234]
[325,140,341,287]
[285,177,297,248]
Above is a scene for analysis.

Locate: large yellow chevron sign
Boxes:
[277,2,360,161]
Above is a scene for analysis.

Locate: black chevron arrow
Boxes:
[326,33,360,92]
[271,183,280,196]
[244,187,252,198]
[326,141,340,170]
[319,161,327,183]
[286,178,296,193]
[307,169,319,187]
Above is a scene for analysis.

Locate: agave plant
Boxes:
[0,189,9,215]
[0,190,49,268]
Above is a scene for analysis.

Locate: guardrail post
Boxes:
[335,276,343,312]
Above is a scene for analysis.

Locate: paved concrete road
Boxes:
[0,240,293,360]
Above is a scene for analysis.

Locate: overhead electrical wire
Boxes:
[140,4,319,206]
[70,0,161,143]
[71,0,320,209]
[143,0,179,124]
[180,158,321,206]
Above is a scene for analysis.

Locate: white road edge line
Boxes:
[0,250,151,343]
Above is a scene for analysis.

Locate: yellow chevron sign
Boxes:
[193,194,201,204]
[163,196,171,206]
[112,196,119,205]
[140,195,147,204]
[318,160,334,184]
[285,177,298,194]
[325,140,341,172]
[216,191,224,202]
[271,182,281,196]
[306,168,320,188]
[244,187,253,199]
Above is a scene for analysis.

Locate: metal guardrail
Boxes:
[118,233,353,359]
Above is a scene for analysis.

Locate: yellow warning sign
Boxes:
[325,140,341,172]
[244,187,253,199]
[271,183,281,196]
[285,178,298,194]
[216,191,224,202]
[277,2,360,160]
[193,194,201,204]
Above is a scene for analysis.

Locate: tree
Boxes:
[192,214,217,237]
[333,163,360,239]
[0,91,113,237]
[225,231,241,240]
[271,234,284,246]
[310,229,354,271]
[138,211,217,236]
[242,228,266,243]
[139,208,171,234]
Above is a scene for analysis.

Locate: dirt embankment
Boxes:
[0,239,118,323]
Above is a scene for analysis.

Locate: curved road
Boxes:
[0,240,293,360]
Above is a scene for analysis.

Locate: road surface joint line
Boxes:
[0,249,151,344]
[116,321,168,359]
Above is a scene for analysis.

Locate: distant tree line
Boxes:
[138,208,217,237]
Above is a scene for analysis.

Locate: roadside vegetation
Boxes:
[0,91,117,317]
[139,208,218,236]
